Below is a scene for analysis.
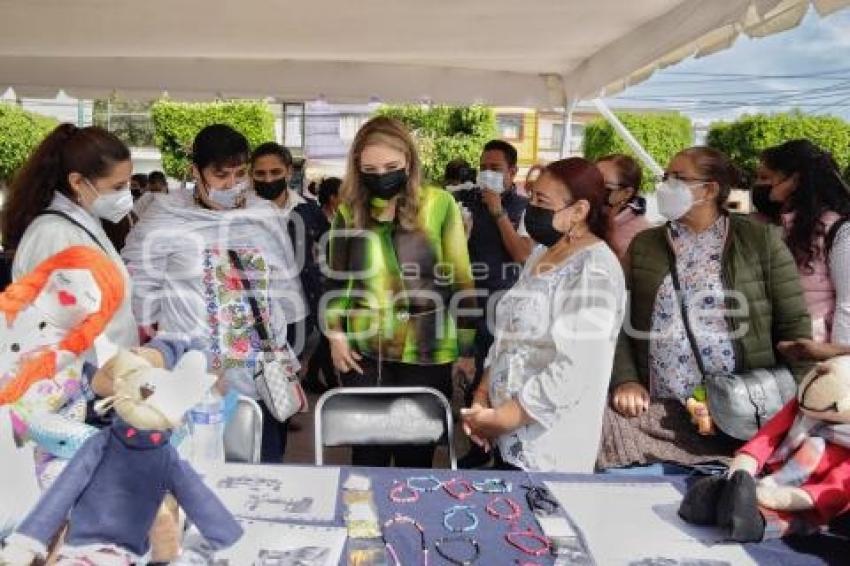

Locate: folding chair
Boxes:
[223,395,263,464]
[314,387,456,469]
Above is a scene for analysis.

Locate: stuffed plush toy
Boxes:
[0,350,242,565]
[0,245,125,486]
[679,355,850,542]
[0,245,124,406]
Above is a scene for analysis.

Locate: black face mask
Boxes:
[751,184,783,218]
[361,169,408,201]
[254,178,288,201]
[524,204,568,247]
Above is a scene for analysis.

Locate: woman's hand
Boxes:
[329,333,363,375]
[461,404,500,449]
[612,381,650,417]
[462,398,530,442]
[461,389,492,450]
[778,339,850,363]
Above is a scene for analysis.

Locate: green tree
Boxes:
[150,99,276,178]
[707,111,850,183]
[583,112,693,191]
[376,104,498,184]
[0,104,58,183]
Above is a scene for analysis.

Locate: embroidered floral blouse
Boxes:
[648,216,737,401]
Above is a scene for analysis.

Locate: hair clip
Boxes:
[485,496,522,523]
[407,474,443,492]
[472,478,512,493]
[389,480,420,504]
[435,535,481,565]
[506,527,551,557]
[443,505,479,532]
[443,477,476,501]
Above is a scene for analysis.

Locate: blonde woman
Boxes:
[325,117,477,468]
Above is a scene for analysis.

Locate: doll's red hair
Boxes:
[0,246,124,404]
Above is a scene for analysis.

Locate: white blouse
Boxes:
[486,242,626,472]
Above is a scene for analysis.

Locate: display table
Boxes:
[200,464,850,566]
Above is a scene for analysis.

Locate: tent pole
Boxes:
[591,98,663,176]
[559,97,577,159]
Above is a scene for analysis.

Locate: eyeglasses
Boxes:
[657,172,711,184]
[604,182,628,192]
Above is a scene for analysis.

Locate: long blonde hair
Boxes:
[341,117,422,231]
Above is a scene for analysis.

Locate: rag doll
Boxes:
[0,350,242,565]
[680,355,850,541]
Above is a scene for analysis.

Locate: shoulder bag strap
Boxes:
[226,249,273,353]
[37,210,108,254]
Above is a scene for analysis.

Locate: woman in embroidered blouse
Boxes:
[462,158,626,473]
[604,147,811,468]
[752,139,850,345]
[325,117,476,468]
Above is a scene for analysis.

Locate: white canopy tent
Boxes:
[0,0,848,106]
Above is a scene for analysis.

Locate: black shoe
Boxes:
[717,470,765,542]
[679,474,727,526]
[458,445,492,469]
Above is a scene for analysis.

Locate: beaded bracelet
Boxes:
[506,526,551,557]
[472,478,512,493]
[434,535,481,565]
[443,505,479,532]
[407,475,443,492]
[443,477,476,500]
[389,480,420,504]
[485,496,522,523]
[521,484,560,516]
[384,513,428,566]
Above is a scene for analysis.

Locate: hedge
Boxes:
[375,104,497,183]
[707,111,850,182]
[582,112,693,191]
[150,100,276,178]
[0,104,58,183]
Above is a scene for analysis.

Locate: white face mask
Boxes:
[205,179,248,210]
[85,180,134,223]
[656,178,706,221]
[445,181,474,193]
[477,170,505,194]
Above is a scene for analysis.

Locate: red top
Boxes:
[738,399,850,522]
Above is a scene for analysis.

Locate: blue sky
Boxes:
[606,6,850,124]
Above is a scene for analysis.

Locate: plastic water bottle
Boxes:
[189,391,225,474]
